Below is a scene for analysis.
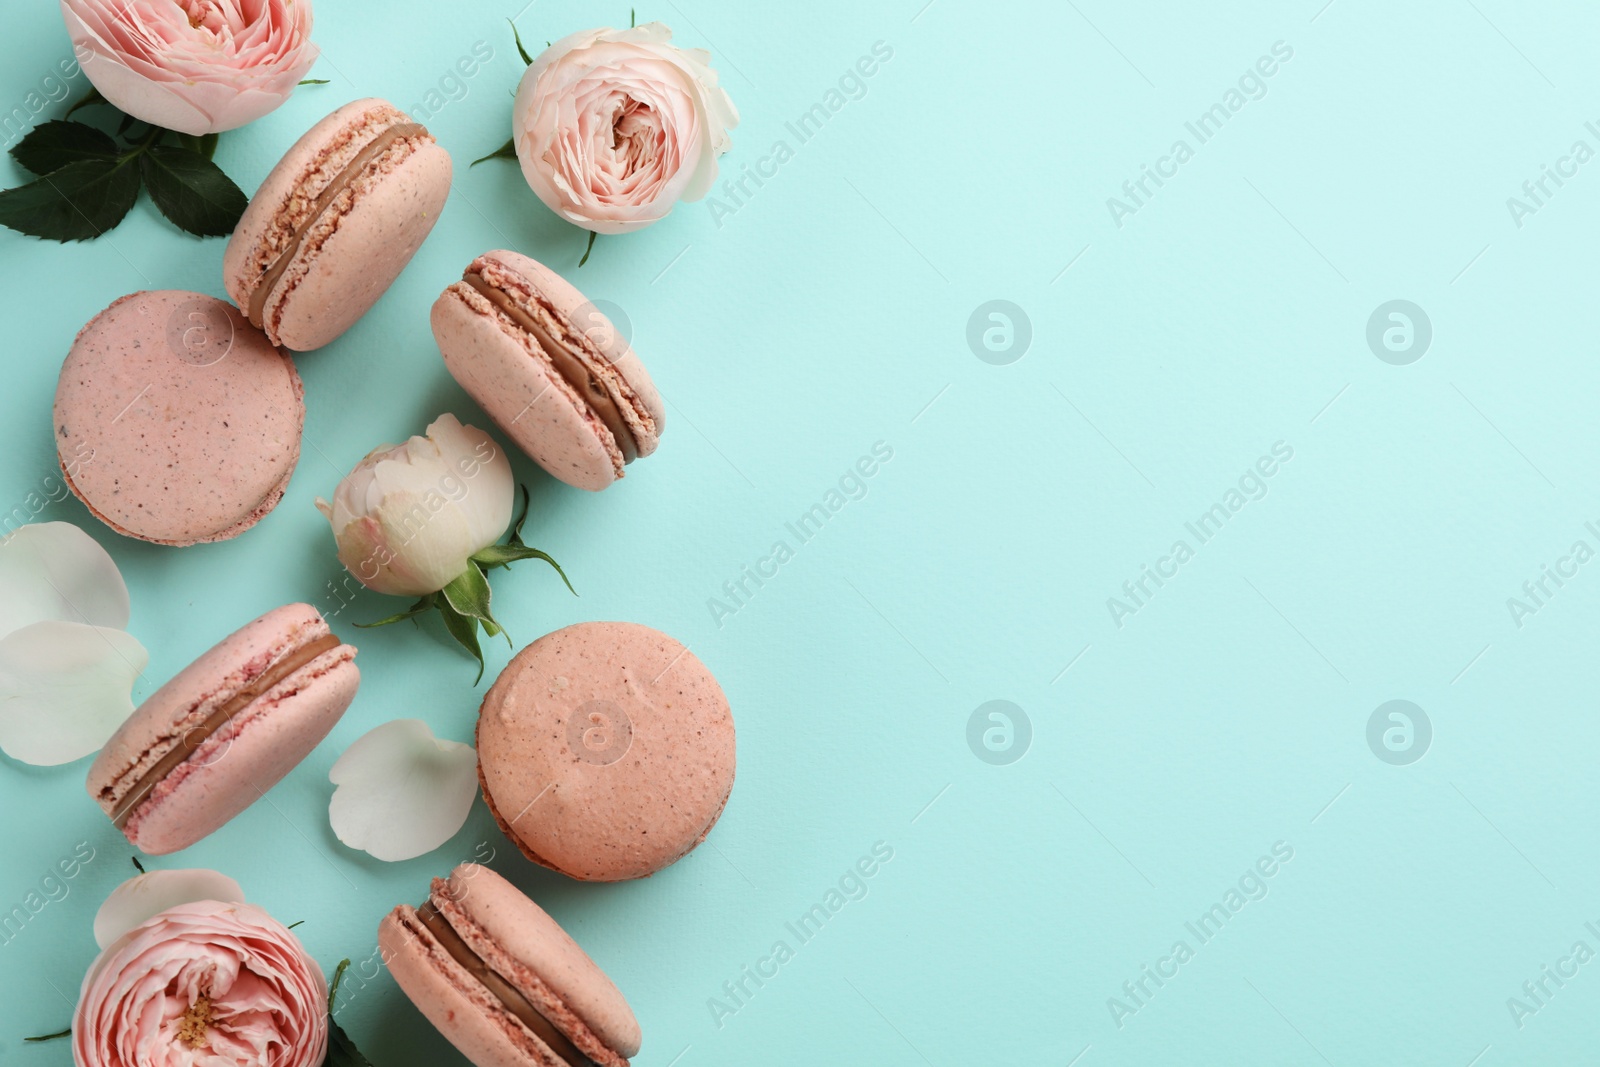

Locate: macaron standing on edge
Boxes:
[477,621,735,881]
[87,603,360,855]
[54,291,304,546]
[225,98,452,351]
[432,250,665,491]
[380,863,642,1067]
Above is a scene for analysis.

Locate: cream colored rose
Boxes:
[513,23,739,234]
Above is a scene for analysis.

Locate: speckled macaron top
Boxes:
[53,290,304,546]
[379,863,640,1067]
[432,250,664,492]
[476,622,734,882]
[224,98,451,351]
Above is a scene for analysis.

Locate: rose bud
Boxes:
[60,0,318,136]
[513,23,739,234]
[315,414,570,680]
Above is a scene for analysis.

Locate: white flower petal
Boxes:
[329,719,478,862]
[0,621,147,765]
[0,523,130,641]
[94,868,246,949]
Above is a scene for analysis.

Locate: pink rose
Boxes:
[513,23,739,234]
[74,900,327,1067]
[60,0,318,136]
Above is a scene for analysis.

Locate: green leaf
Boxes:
[0,157,140,241]
[138,146,247,237]
[131,856,145,873]
[508,484,532,544]
[442,565,504,639]
[356,595,435,628]
[176,132,219,160]
[11,120,116,175]
[470,136,517,167]
[470,544,576,595]
[631,8,637,28]
[437,598,485,684]
[326,1020,374,1067]
[299,78,330,86]
[578,229,598,267]
[509,18,535,65]
[116,112,136,137]
[64,87,105,117]
[24,1028,70,1043]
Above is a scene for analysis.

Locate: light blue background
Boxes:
[3,0,1597,1063]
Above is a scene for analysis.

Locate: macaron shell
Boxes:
[87,603,357,854]
[379,909,571,1067]
[124,653,358,854]
[477,622,735,881]
[478,249,665,440]
[263,140,451,350]
[442,864,640,1058]
[432,288,619,491]
[224,98,451,351]
[53,291,303,545]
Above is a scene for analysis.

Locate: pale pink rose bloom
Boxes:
[60,0,318,136]
[74,901,327,1067]
[513,22,739,234]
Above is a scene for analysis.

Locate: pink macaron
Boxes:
[477,622,735,881]
[381,863,641,1067]
[87,603,359,855]
[432,251,664,492]
[54,291,304,546]
[224,98,452,350]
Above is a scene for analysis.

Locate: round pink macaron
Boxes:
[87,603,359,855]
[380,863,641,1067]
[432,251,664,492]
[224,98,452,351]
[54,291,304,546]
[477,622,735,882]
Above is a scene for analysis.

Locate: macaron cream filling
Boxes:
[458,265,653,465]
[411,898,597,1067]
[245,120,430,330]
[106,631,343,829]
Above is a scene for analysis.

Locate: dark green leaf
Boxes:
[356,595,435,628]
[11,120,116,175]
[116,112,136,137]
[631,8,636,28]
[0,157,140,241]
[176,132,219,160]
[138,146,247,237]
[325,1020,373,1067]
[131,856,145,873]
[64,87,105,117]
[509,18,534,65]
[299,78,330,85]
[578,229,597,267]
[470,137,517,168]
[437,599,485,684]
[24,1028,70,1043]
[287,919,305,929]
